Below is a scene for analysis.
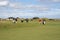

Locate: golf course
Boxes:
[0,20,60,40]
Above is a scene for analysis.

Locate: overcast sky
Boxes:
[0,0,60,18]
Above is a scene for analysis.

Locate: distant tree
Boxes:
[48,19,55,21]
[33,17,39,19]
[8,17,15,19]
[16,17,20,19]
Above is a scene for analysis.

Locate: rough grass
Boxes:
[0,20,60,40]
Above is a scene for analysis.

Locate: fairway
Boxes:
[0,21,60,40]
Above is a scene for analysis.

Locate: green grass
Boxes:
[0,20,60,40]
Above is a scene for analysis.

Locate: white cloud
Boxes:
[51,0,60,2]
[0,8,60,18]
[0,12,37,18]
[9,3,49,11]
[9,3,16,8]
[0,0,8,6]
[37,0,60,2]
[0,0,49,11]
